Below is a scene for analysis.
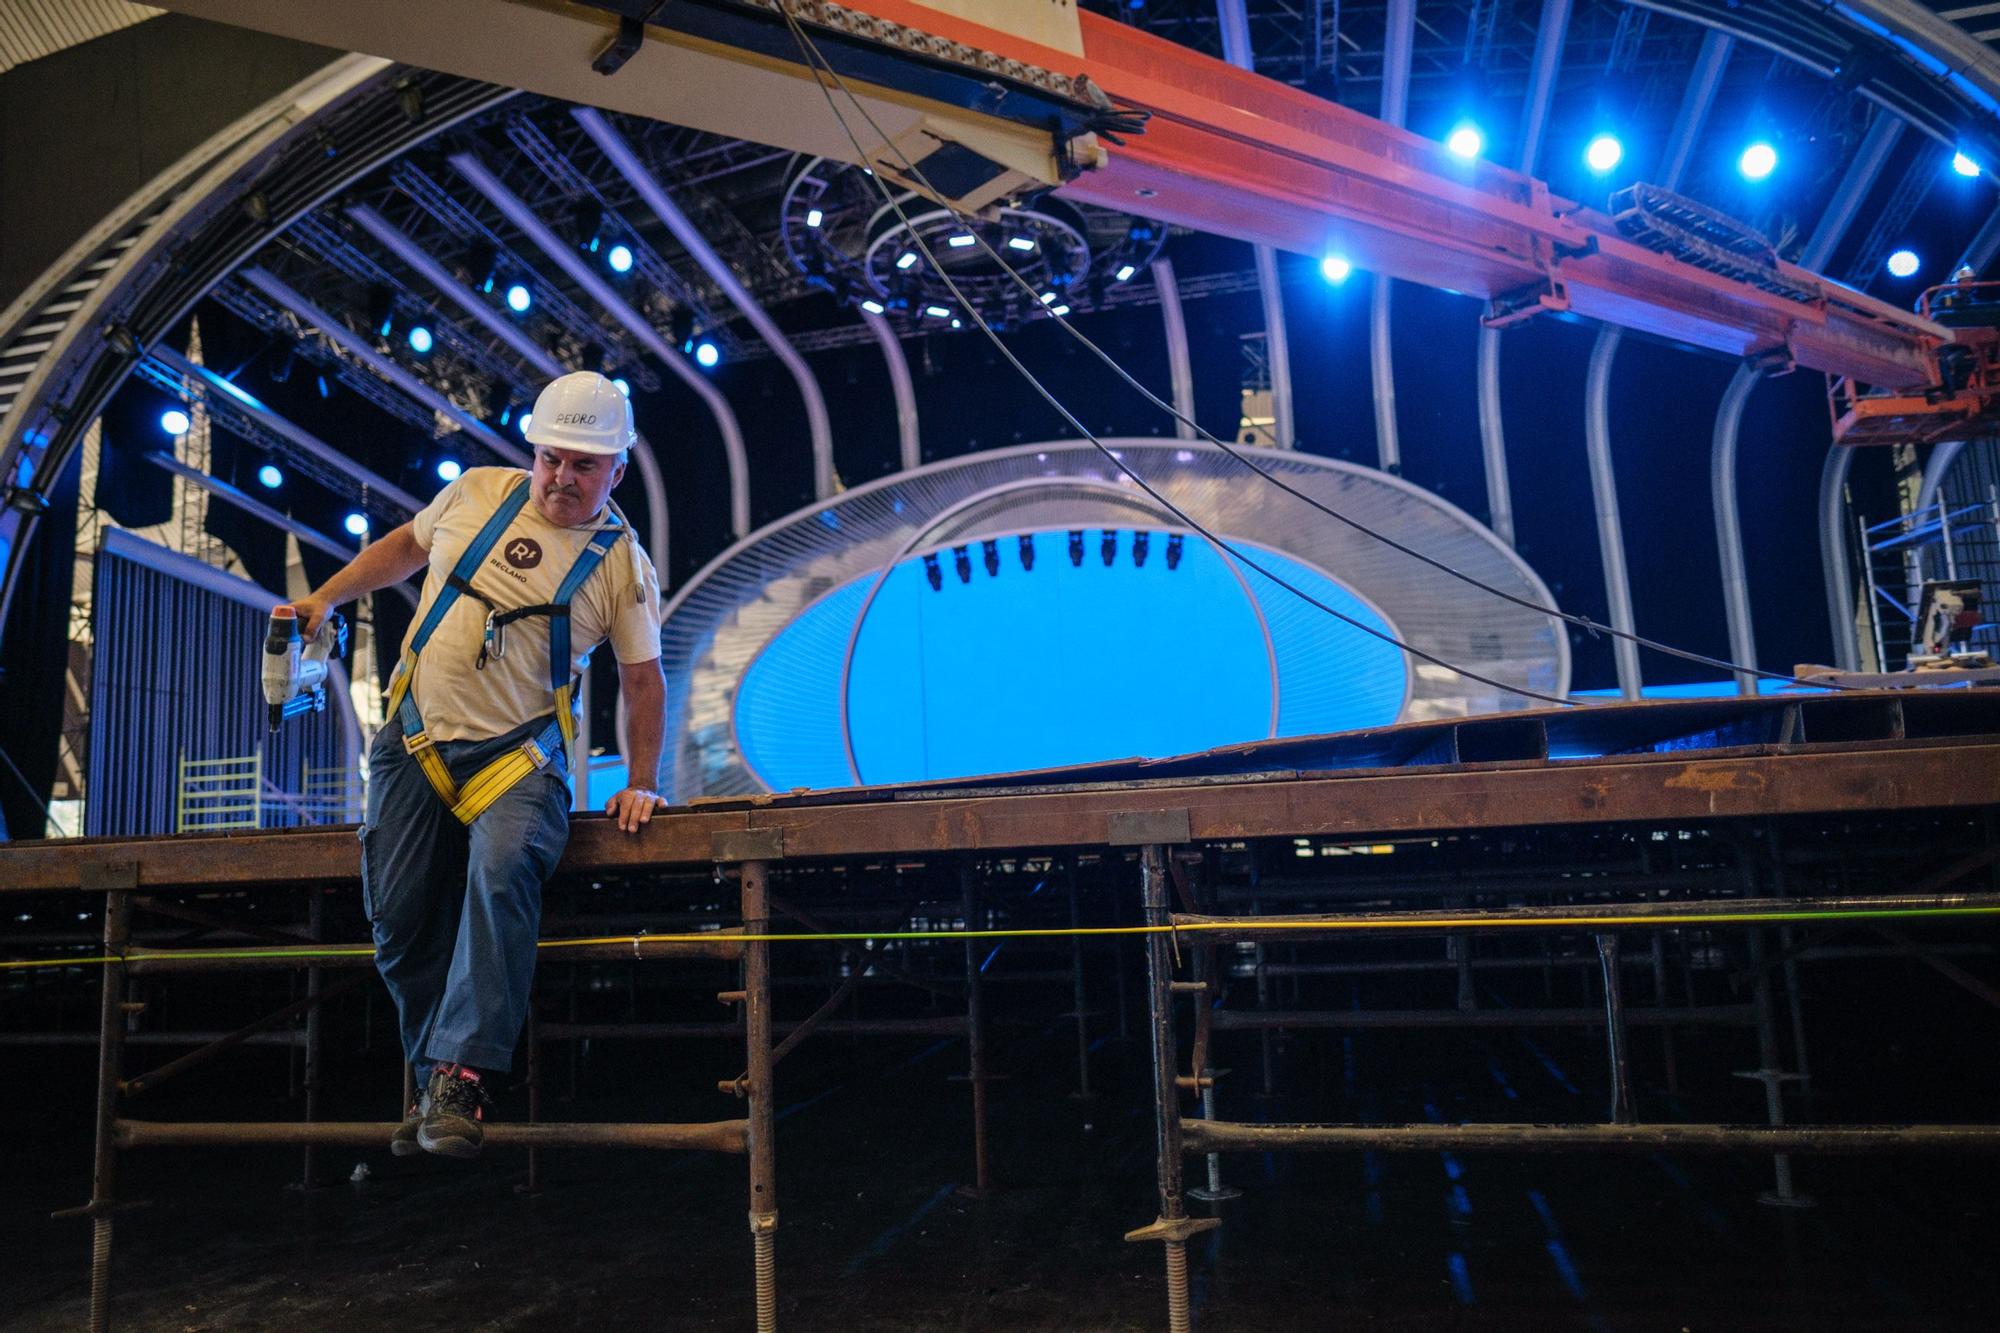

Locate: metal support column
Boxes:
[1712,111,1901,692]
[742,860,779,1332]
[959,863,993,1196]
[1369,0,1416,474]
[1126,845,1218,1333]
[1217,0,1294,449]
[1476,0,1571,546]
[862,310,921,470]
[1152,257,1198,441]
[85,891,133,1333]
[1066,858,1093,1099]
[299,890,325,1189]
[1595,934,1635,1124]
[1584,30,1732,698]
[521,1004,543,1195]
[1819,447,1863,670]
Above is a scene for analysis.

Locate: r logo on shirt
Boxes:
[504,537,544,570]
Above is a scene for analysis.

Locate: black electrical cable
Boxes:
[775,4,1571,707]
[774,3,1851,697]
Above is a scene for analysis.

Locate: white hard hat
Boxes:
[524,371,635,456]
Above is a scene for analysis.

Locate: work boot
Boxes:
[417,1064,489,1159]
[389,1090,430,1158]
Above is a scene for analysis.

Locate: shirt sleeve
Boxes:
[410,474,463,550]
[608,545,664,664]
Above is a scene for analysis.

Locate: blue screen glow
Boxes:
[734,529,1408,789]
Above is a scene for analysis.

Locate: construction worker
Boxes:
[290,370,665,1159]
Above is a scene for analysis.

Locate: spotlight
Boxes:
[407,325,433,354]
[1132,531,1150,568]
[1018,533,1035,572]
[1100,529,1117,567]
[1039,291,1058,305]
[1955,152,1982,179]
[859,299,886,315]
[1068,530,1084,567]
[1887,249,1921,278]
[896,252,919,270]
[694,341,720,368]
[1006,236,1037,252]
[160,408,191,436]
[519,412,533,435]
[924,305,952,319]
[1446,123,1484,160]
[1584,134,1624,174]
[952,545,972,584]
[256,464,283,489]
[805,207,824,228]
[981,539,1000,577]
[1165,533,1184,570]
[1051,304,1071,317]
[1116,264,1138,282]
[947,234,976,248]
[1738,142,1778,180]
[607,243,634,274]
[436,458,462,482]
[923,551,943,591]
[463,241,498,294]
[367,285,395,338]
[505,283,533,313]
[344,512,370,537]
[1320,255,1353,283]
[612,377,631,396]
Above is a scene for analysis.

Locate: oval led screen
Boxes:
[734,529,1408,789]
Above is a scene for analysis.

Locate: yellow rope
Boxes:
[4,904,1998,973]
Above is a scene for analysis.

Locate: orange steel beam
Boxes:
[792,1,1942,387]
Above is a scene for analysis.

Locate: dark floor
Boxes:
[6,975,2000,1330]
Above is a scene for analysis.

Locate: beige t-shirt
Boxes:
[402,466,661,742]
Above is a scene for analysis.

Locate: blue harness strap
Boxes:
[386,476,626,823]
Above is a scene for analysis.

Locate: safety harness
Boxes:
[383,476,625,825]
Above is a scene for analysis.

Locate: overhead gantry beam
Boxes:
[151,0,1946,390]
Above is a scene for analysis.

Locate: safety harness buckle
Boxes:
[401,726,437,756]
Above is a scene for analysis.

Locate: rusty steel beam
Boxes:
[6,737,1998,894]
[1174,892,2000,942]
[1181,1120,2000,1155]
[1207,1005,1756,1031]
[113,1119,749,1152]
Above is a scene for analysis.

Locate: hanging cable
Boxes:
[774,5,1569,706]
[773,4,1850,697]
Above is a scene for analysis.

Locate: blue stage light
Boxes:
[946,234,976,248]
[160,408,191,436]
[1006,236,1037,253]
[1585,134,1623,174]
[607,243,634,273]
[436,458,462,482]
[1738,142,1778,180]
[1115,264,1138,282]
[859,299,886,315]
[805,207,824,228]
[256,464,283,489]
[1954,151,1982,179]
[407,325,433,354]
[612,377,630,397]
[1887,249,1921,278]
[895,252,919,270]
[1445,123,1484,160]
[1320,254,1353,283]
[505,283,532,313]
[694,341,720,368]
[344,513,370,537]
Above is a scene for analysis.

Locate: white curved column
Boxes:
[575,108,836,500]
[1217,0,1293,448]
[861,310,920,471]
[1151,257,1197,441]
